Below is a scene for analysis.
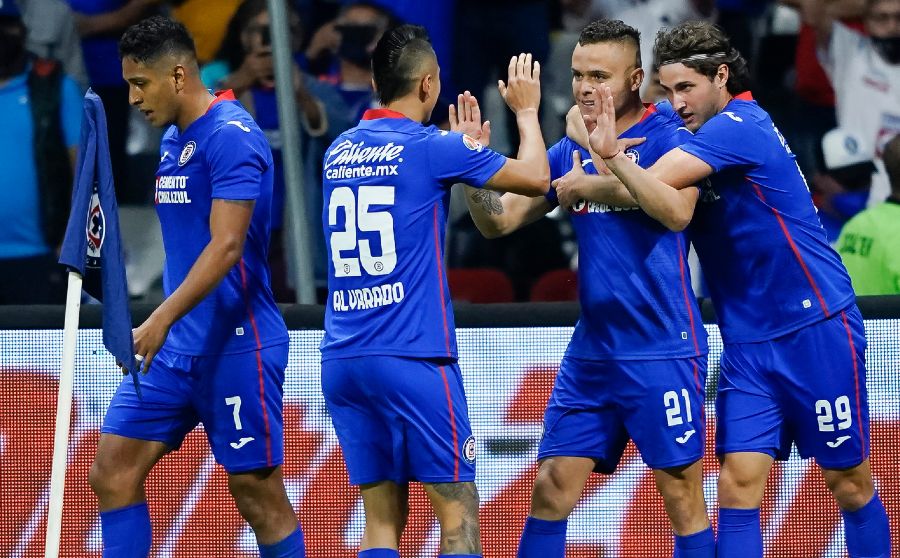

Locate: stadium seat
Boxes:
[447,268,515,303]
[529,269,578,302]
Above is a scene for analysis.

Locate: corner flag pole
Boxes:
[44,271,83,558]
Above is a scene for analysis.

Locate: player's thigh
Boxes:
[618,357,708,470]
[195,343,289,474]
[715,344,790,460]
[101,348,199,451]
[775,307,869,469]
[382,359,477,484]
[422,480,480,528]
[321,356,397,485]
[538,357,628,475]
[91,433,169,500]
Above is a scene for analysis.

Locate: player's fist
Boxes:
[498,53,541,115]
[553,150,588,209]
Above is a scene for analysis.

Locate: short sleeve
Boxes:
[206,122,270,200]
[60,75,82,148]
[678,109,762,172]
[426,130,507,188]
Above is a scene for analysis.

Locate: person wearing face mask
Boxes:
[0,0,82,304]
[807,0,900,207]
[306,1,395,124]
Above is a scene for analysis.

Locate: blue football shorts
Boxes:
[716,305,870,469]
[102,343,288,473]
[321,355,476,485]
[538,355,708,473]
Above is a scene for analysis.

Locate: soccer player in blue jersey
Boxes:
[581,20,891,558]
[320,24,550,558]
[88,16,304,558]
[456,20,714,558]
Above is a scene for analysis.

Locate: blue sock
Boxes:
[100,502,152,558]
[841,492,891,558]
[517,516,567,558]
[674,526,715,558]
[259,526,305,558]
[716,508,761,558]
[358,550,400,558]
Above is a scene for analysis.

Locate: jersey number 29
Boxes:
[329,186,397,277]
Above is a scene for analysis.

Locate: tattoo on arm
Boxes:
[428,481,482,553]
[471,189,504,215]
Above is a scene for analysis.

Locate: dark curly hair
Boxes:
[119,15,197,64]
[578,19,642,69]
[654,21,751,95]
[371,24,434,105]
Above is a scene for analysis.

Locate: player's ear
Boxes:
[172,64,187,93]
[420,73,433,102]
[630,66,644,92]
[714,63,729,90]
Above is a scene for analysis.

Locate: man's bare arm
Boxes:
[463,186,551,239]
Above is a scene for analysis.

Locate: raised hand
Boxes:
[498,53,541,115]
[449,90,492,146]
[587,84,620,159]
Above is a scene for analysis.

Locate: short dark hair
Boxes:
[578,19,642,69]
[371,24,434,105]
[884,135,900,191]
[654,21,751,95]
[119,16,197,64]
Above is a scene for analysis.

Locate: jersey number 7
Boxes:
[329,186,397,277]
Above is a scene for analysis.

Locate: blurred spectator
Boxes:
[305,1,393,123]
[18,0,88,89]
[812,0,900,207]
[814,128,876,241]
[202,0,340,300]
[169,0,242,64]
[452,0,550,154]
[591,0,715,97]
[69,0,162,204]
[0,0,82,303]
[837,135,900,294]
[362,0,453,90]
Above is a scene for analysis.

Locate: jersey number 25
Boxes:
[329,186,397,277]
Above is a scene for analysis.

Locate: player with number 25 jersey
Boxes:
[320,25,549,555]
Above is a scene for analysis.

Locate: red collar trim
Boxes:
[363,108,409,120]
[639,103,658,123]
[206,89,236,113]
[734,91,754,101]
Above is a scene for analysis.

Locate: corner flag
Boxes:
[58,90,139,384]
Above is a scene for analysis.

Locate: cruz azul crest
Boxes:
[85,188,105,267]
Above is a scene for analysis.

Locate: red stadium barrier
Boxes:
[3,361,898,557]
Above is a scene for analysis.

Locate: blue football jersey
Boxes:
[321,109,506,360]
[680,92,856,343]
[155,91,288,355]
[547,103,707,360]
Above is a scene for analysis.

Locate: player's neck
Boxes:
[614,95,647,136]
[382,98,426,123]
[175,88,217,132]
[716,89,734,114]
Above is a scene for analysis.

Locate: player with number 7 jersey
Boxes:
[320,25,549,557]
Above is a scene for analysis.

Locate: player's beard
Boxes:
[872,36,900,65]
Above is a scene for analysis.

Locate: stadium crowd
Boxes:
[1,0,898,304]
